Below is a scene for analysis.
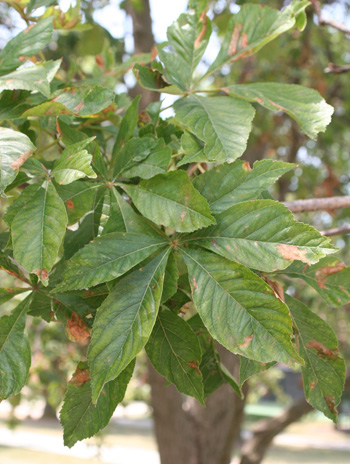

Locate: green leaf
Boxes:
[0,127,36,196]
[226,83,333,139]
[188,314,242,398]
[63,213,95,260]
[173,95,255,163]
[161,252,179,303]
[0,18,53,76]
[185,200,336,272]
[239,357,276,388]
[205,1,310,78]
[282,257,350,307]
[112,136,157,179]
[122,138,171,179]
[0,60,62,97]
[52,138,97,185]
[133,64,184,95]
[0,288,30,306]
[193,160,294,213]
[56,232,169,292]
[60,360,134,448]
[52,85,114,116]
[112,96,140,159]
[88,249,170,402]
[158,11,212,90]
[181,248,302,365]
[0,295,31,400]
[11,182,68,285]
[22,101,74,117]
[146,308,204,403]
[177,131,208,167]
[123,171,215,233]
[287,295,345,422]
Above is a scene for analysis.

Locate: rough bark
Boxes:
[239,398,313,464]
[148,346,247,464]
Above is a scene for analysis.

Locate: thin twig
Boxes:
[324,63,350,74]
[320,225,350,236]
[311,0,350,35]
[283,196,350,213]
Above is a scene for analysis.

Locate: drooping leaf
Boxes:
[11,182,68,285]
[0,127,36,196]
[52,138,97,185]
[0,295,31,400]
[0,17,53,76]
[192,160,294,213]
[173,95,255,163]
[280,257,350,307]
[133,64,183,95]
[112,96,140,159]
[177,131,208,166]
[158,11,212,90]
[88,249,170,402]
[182,248,301,364]
[287,295,345,422]
[161,252,179,303]
[123,171,215,233]
[60,360,134,448]
[226,83,333,139]
[0,60,62,97]
[184,200,336,272]
[112,136,157,179]
[146,308,204,403]
[239,357,276,388]
[56,232,169,292]
[204,1,310,78]
[52,85,114,116]
[0,287,30,306]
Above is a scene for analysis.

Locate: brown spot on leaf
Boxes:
[241,32,248,48]
[277,244,310,264]
[69,367,90,387]
[315,263,346,281]
[228,24,242,56]
[238,334,254,349]
[192,277,199,292]
[187,360,201,376]
[264,277,285,302]
[66,312,91,342]
[317,281,326,289]
[181,211,187,222]
[310,381,316,390]
[242,161,251,172]
[24,24,35,34]
[74,100,84,113]
[95,54,104,69]
[33,268,49,281]
[256,97,263,104]
[194,12,208,49]
[9,149,34,170]
[66,200,74,209]
[306,340,340,359]
[324,395,337,415]
[6,79,14,85]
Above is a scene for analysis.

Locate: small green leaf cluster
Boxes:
[0,0,346,447]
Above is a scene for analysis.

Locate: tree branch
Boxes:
[311,0,350,35]
[324,63,350,74]
[283,195,350,213]
[320,224,350,236]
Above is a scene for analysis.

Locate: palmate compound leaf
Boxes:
[204,0,310,78]
[11,181,68,285]
[123,170,216,233]
[60,360,135,448]
[226,83,333,140]
[181,248,302,365]
[173,95,255,163]
[192,160,295,214]
[287,295,346,422]
[157,11,212,91]
[0,127,36,196]
[0,60,62,98]
[0,17,53,76]
[183,200,336,273]
[279,257,350,307]
[55,232,169,292]
[88,248,170,402]
[51,138,97,185]
[0,295,32,400]
[145,307,204,404]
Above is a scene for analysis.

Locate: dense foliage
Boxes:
[0,0,348,447]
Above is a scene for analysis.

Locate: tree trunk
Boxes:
[149,346,247,464]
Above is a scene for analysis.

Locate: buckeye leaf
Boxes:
[193,160,294,213]
[185,200,336,272]
[52,85,114,116]
[52,138,97,185]
[182,248,302,364]
[226,83,333,139]
[123,171,215,233]
[173,95,255,163]
[146,308,204,403]
[112,96,140,159]
[158,11,212,90]
[56,232,169,292]
[112,136,157,180]
[0,60,62,97]
[205,1,309,77]
[88,248,170,402]
[0,295,31,400]
[239,357,276,388]
[11,182,68,285]
[0,17,53,76]
[287,295,345,422]
[0,127,36,196]
[281,257,350,307]
[60,360,134,448]
[133,64,184,95]
[0,288,30,306]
